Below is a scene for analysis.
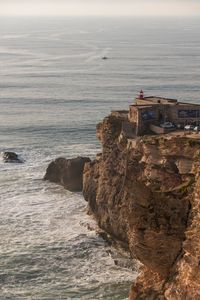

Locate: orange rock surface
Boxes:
[83,114,200,299]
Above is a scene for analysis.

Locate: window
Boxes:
[178,109,199,118]
[141,111,156,121]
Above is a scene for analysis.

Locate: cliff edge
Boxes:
[83,113,200,299]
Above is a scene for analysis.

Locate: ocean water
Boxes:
[0,16,200,299]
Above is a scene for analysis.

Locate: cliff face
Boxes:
[83,114,200,299]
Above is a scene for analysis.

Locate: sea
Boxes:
[0,16,200,300]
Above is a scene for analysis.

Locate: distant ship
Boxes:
[102,56,108,60]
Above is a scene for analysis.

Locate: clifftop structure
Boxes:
[82,90,200,300]
[113,91,200,136]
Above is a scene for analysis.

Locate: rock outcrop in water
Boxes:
[3,151,23,163]
[44,156,91,192]
[83,113,200,299]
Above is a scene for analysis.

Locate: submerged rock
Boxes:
[44,156,91,192]
[3,152,23,163]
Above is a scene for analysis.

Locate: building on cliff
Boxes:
[125,91,200,135]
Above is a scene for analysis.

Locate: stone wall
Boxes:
[168,104,200,126]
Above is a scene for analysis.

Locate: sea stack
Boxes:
[44,156,91,192]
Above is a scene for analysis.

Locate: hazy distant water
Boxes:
[0,17,200,299]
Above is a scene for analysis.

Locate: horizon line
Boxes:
[1,14,200,17]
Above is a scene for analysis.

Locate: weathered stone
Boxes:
[44,156,91,192]
[3,151,23,163]
[175,158,193,174]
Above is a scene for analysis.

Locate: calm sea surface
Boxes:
[0,17,200,299]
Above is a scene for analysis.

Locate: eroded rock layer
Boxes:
[83,114,200,299]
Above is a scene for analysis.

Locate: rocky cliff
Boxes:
[83,114,200,299]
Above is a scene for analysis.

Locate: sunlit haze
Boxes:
[1,0,200,16]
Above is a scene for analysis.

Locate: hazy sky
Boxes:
[1,0,200,16]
